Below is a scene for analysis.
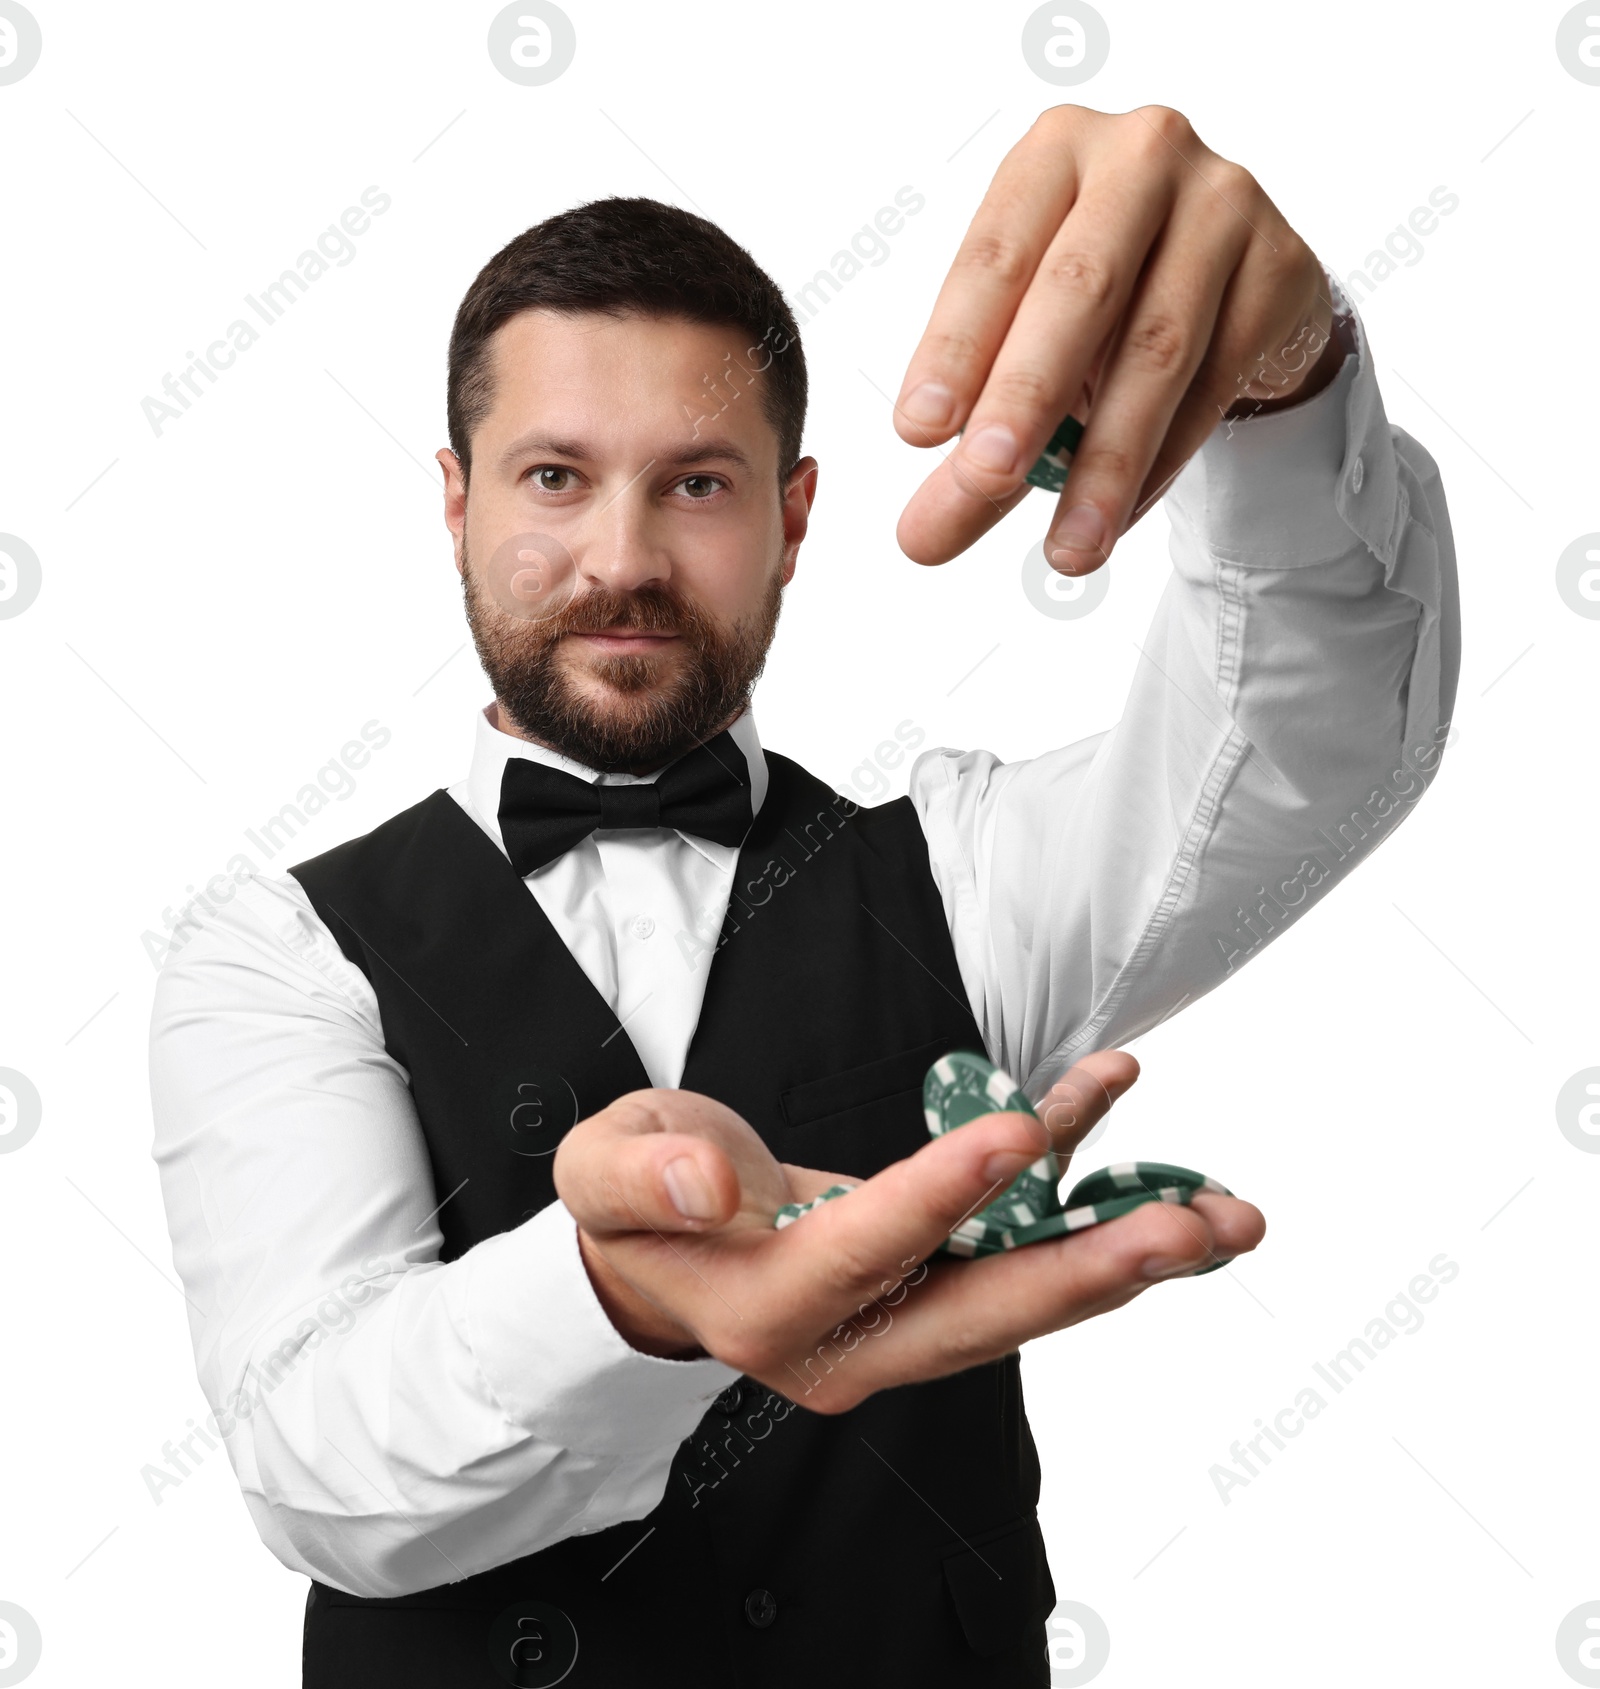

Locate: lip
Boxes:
[569,629,680,654]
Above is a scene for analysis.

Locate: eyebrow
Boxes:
[495,431,756,475]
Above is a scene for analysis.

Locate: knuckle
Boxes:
[1266,230,1318,292]
[1275,228,1313,275]
[1207,158,1259,206]
[1135,101,1196,141]
[1045,249,1116,309]
[1122,314,1189,376]
[1073,442,1137,483]
[954,232,1034,288]
[1035,101,1088,132]
[922,325,984,378]
[1129,104,1192,149]
[986,365,1055,411]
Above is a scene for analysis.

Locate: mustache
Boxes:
[545,583,710,641]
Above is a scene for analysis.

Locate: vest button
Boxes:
[743,1587,778,1628]
[714,1381,746,1417]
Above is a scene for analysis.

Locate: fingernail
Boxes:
[961,423,1019,475]
[982,1146,1043,1186]
[663,1156,716,1220]
[1048,505,1108,563]
[1141,1255,1195,1280]
[900,381,954,429]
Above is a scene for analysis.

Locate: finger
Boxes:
[1035,1048,1140,1158]
[892,112,1083,451]
[946,162,1174,498]
[1038,180,1253,572]
[553,1092,750,1237]
[1185,1189,1267,1266]
[893,466,1034,567]
[771,1106,1055,1322]
[1128,251,1334,526]
[783,1192,1246,1411]
[897,161,1176,566]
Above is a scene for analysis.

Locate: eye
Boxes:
[530,465,576,492]
[676,474,726,501]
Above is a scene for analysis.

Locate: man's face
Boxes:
[439,308,816,773]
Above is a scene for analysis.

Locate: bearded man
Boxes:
[150,104,1458,1687]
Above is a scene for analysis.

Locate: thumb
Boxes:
[781,1105,1054,1303]
[552,1090,746,1237]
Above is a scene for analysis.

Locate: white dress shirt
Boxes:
[148,275,1459,1598]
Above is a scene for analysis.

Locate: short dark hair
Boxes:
[447,196,806,485]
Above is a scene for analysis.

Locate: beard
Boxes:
[461,539,785,774]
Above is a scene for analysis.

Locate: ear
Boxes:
[437,448,467,574]
[780,456,819,584]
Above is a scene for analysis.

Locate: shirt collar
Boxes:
[465,699,769,867]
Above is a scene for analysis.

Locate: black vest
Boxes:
[287,750,1055,1688]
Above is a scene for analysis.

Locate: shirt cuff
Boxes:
[462,1198,742,1456]
[1163,266,1406,570]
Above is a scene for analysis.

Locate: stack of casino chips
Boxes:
[773,1050,1232,1269]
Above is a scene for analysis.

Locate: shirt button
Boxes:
[631,916,655,939]
[1350,454,1365,494]
[743,1587,778,1628]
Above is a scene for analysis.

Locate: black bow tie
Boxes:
[497,730,754,876]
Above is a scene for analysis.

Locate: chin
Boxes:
[563,647,679,699]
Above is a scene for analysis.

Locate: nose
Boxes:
[574,473,672,596]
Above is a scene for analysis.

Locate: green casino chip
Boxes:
[1023,413,1085,494]
[771,1050,1233,1274]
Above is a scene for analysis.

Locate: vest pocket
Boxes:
[940,1512,1057,1657]
[779,1035,979,1129]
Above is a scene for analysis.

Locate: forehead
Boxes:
[479,308,776,466]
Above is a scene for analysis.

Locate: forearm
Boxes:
[915,274,1460,1090]
[212,1207,728,1597]
[149,875,737,1598]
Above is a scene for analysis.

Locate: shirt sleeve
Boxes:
[148,870,740,1600]
[911,269,1461,1100]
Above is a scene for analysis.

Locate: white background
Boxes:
[0,1,1594,1684]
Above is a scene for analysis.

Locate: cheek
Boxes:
[674,513,781,614]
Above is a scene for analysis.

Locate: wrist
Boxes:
[576,1225,708,1360]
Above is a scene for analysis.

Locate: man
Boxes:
[150,105,1458,1686]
